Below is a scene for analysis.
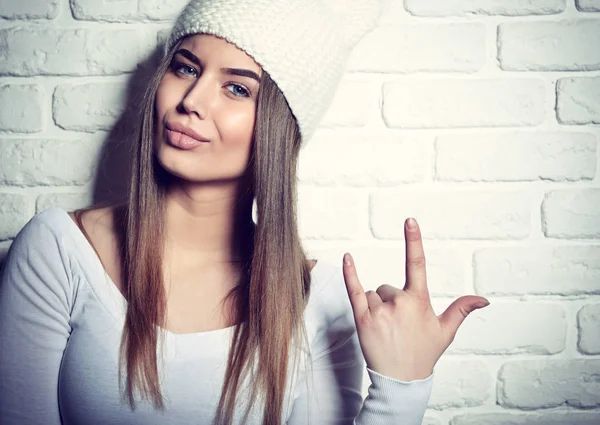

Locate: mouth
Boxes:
[165,126,210,150]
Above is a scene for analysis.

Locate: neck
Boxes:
[163,178,254,267]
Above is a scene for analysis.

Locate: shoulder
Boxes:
[11,205,116,248]
[68,205,118,246]
[9,207,73,252]
[1,208,90,325]
[6,205,119,269]
[69,205,116,230]
[2,207,78,290]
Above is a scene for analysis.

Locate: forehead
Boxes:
[178,33,262,74]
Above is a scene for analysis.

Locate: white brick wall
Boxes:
[557,76,600,124]
[1,1,599,424]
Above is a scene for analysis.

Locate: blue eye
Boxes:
[172,61,197,77]
[227,83,250,98]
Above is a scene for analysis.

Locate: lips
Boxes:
[165,122,210,150]
[166,128,208,150]
[166,122,210,143]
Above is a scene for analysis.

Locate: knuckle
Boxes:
[371,306,393,325]
[407,256,426,269]
[390,294,403,307]
[371,305,386,318]
[458,305,470,319]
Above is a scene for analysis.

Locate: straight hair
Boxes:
[117,36,313,425]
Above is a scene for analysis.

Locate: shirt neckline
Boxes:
[56,207,324,340]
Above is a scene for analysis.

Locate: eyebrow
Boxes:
[175,48,261,83]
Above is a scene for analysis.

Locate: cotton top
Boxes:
[0,207,434,425]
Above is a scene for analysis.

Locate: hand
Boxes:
[342,217,490,382]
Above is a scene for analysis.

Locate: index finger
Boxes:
[404,217,429,297]
[342,253,369,324]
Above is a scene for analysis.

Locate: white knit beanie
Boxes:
[164,0,382,144]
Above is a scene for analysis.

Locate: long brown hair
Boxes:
[118,36,313,425]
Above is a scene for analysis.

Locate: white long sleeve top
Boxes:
[0,207,433,425]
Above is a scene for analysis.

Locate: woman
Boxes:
[0,0,490,424]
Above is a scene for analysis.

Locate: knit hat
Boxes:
[164,0,382,144]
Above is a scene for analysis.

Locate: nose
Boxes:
[180,74,214,119]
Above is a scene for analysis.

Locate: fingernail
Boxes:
[474,300,490,309]
[343,253,352,267]
[407,217,417,230]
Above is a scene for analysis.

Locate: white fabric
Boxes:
[0,207,433,425]
[164,0,382,144]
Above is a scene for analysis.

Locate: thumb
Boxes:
[342,253,369,326]
[438,296,490,344]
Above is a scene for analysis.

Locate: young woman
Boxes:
[0,1,490,424]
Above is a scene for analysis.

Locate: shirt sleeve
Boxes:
[0,212,74,425]
[287,267,434,425]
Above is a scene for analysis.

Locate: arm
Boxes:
[287,274,433,425]
[0,213,73,425]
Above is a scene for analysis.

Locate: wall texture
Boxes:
[1,0,599,424]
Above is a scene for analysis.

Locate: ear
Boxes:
[325,0,383,47]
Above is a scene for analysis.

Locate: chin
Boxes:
[154,132,251,183]
[155,151,206,182]
[155,150,246,185]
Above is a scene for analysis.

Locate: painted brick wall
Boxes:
[1,1,599,424]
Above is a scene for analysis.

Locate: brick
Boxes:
[0,27,155,76]
[0,84,43,132]
[0,0,59,19]
[557,76,600,125]
[447,302,566,355]
[475,246,600,296]
[499,20,600,71]
[542,189,600,238]
[382,79,545,129]
[71,0,188,21]
[428,359,492,408]
[304,245,466,296]
[0,194,31,241]
[70,0,136,21]
[578,304,600,354]
[139,0,188,20]
[320,80,380,127]
[36,193,93,214]
[435,132,596,182]
[498,359,600,408]
[422,417,440,425]
[577,0,600,12]
[0,139,102,186]
[451,412,600,425]
[405,0,566,16]
[370,190,531,240]
[297,188,369,240]
[299,131,430,186]
[348,23,485,72]
[53,83,128,132]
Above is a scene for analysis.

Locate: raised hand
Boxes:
[342,217,490,382]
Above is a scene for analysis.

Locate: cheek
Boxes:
[154,82,172,122]
[216,107,256,147]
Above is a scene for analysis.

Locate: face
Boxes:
[154,34,262,183]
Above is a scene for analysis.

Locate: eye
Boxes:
[226,83,251,98]
[172,61,197,77]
